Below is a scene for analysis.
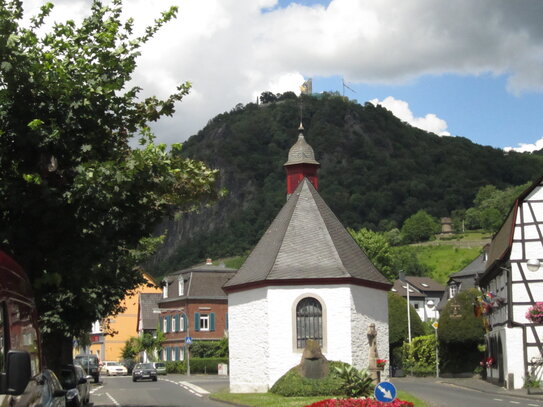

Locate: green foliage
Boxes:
[438,288,484,344]
[190,338,228,358]
[349,228,395,280]
[121,337,142,360]
[189,357,228,374]
[402,335,437,376]
[153,92,543,274]
[270,361,349,397]
[165,361,186,374]
[0,0,218,363]
[388,292,426,347]
[438,288,485,374]
[401,211,440,243]
[333,364,375,398]
[464,183,531,232]
[409,245,482,284]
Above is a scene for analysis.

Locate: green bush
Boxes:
[165,361,186,374]
[190,338,228,358]
[270,361,349,397]
[402,335,437,377]
[333,364,374,397]
[189,357,228,374]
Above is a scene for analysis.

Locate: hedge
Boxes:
[165,358,228,374]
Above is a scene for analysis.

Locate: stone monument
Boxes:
[367,323,382,383]
[298,339,329,379]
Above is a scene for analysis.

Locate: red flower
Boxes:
[304,398,414,407]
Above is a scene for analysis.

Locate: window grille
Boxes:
[296,297,323,348]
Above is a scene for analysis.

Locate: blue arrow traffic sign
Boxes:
[374,381,396,403]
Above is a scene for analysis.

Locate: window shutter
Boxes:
[210,312,215,331]
[183,314,187,331]
[174,314,180,332]
[194,312,200,331]
[159,316,163,332]
[166,316,171,333]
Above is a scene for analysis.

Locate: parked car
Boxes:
[74,354,100,383]
[100,361,128,376]
[120,359,136,374]
[152,362,167,375]
[132,363,157,382]
[59,364,91,407]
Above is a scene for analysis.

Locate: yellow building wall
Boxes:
[90,273,161,361]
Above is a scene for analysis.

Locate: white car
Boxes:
[100,361,128,376]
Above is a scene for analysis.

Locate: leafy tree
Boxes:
[349,228,395,280]
[401,210,440,243]
[438,288,485,373]
[0,0,218,368]
[388,292,425,347]
[402,334,437,376]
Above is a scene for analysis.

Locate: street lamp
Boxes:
[527,259,541,272]
[426,299,439,378]
[399,271,411,343]
[153,308,191,376]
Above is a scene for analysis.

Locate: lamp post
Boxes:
[427,299,439,378]
[399,271,411,343]
[154,307,191,376]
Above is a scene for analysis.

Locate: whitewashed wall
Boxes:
[350,285,389,380]
[228,287,269,393]
[229,284,389,392]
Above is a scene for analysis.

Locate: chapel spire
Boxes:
[283,122,320,196]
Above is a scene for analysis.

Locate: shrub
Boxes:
[165,361,186,374]
[190,338,228,358]
[270,361,349,397]
[333,364,374,398]
[189,357,228,374]
[305,398,414,407]
[402,335,436,376]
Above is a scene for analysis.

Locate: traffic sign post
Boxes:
[374,381,397,403]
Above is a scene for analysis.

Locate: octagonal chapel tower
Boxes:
[224,124,391,393]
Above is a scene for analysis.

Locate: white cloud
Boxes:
[504,139,543,153]
[19,0,543,144]
[369,97,450,136]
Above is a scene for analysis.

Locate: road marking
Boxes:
[106,392,121,406]
[179,381,210,395]
[91,385,103,394]
[508,402,520,405]
[528,404,540,406]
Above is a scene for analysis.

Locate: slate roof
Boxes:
[391,280,426,298]
[159,264,237,303]
[139,293,162,330]
[223,178,391,291]
[404,276,444,293]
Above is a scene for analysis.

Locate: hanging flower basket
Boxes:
[526,303,543,324]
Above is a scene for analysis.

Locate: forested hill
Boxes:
[146,92,543,276]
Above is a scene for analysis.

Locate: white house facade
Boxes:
[224,126,391,393]
[479,177,543,389]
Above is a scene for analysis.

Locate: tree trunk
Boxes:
[42,331,74,374]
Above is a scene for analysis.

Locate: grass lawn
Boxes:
[211,391,428,407]
[412,244,482,284]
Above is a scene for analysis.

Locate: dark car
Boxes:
[74,354,100,383]
[59,364,91,407]
[132,363,157,382]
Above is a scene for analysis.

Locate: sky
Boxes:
[20,0,543,152]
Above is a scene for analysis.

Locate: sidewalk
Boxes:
[393,375,543,401]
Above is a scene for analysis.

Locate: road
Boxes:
[90,375,228,407]
[393,377,543,407]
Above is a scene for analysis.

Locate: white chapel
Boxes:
[224,125,392,392]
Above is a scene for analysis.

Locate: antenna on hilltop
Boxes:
[342,77,356,97]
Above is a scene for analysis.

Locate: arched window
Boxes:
[296,297,323,349]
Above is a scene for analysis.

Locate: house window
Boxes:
[163,281,168,299]
[163,316,168,332]
[414,303,419,309]
[178,278,184,296]
[296,297,323,349]
[200,314,210,331]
